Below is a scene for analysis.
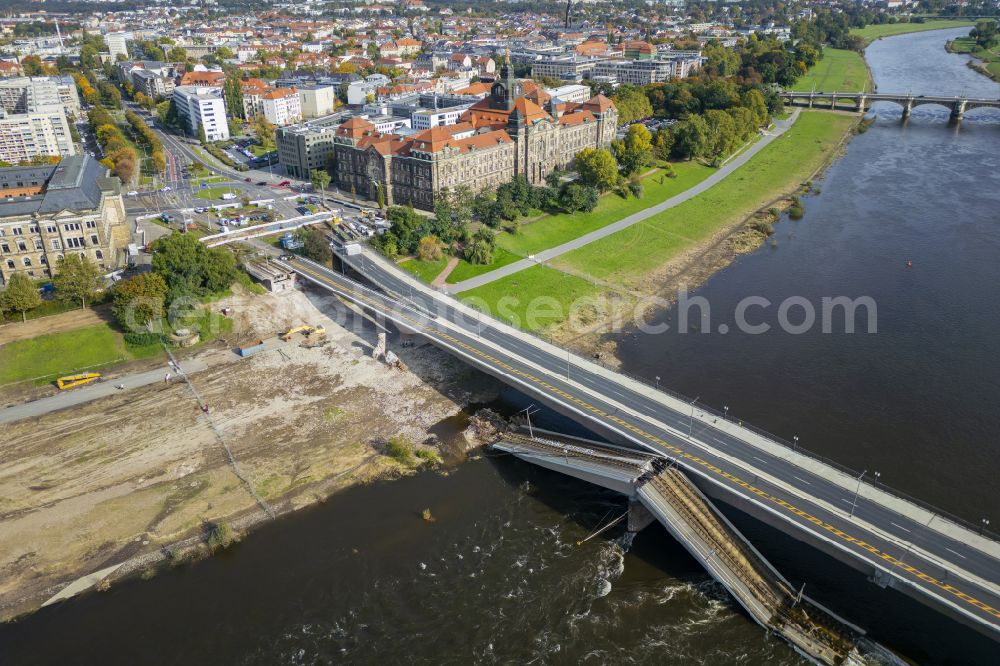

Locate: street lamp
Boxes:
[982,518,991,536]
[655,375,660,389]
[849,469,867,518]
[723,405,729,420]
[793,435,799,451]
[873,471,881,488]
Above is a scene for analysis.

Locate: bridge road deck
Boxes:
[274,250,1000,639]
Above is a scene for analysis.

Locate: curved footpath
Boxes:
[446,110,801,294]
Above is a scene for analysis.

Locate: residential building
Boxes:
[530,56,600,81]
[545,84,592,104]
[593,59,676,86]
[411,106,468,130]
[276,122,339,180]
[172,85,229,142]
[0,77,77,163]
[0,155,128,285]
[106,32,131,60]
[116,61,176,100]
[0,76,80,116]
[261,86,302,126]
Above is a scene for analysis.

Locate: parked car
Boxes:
[278,180,291,187]
[194,207,207,214]
[256,181,267,186]
[126,190,138,197]
[160,186,172,192]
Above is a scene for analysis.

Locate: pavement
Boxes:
[447,110,802,293]
[283,249,1000,638]
[0,358,208,425]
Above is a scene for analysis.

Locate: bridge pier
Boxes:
[830,95,837,110]
[807,95,814,109]
[951,99,966,121]
[901,100,913,120]
[856,94,867,114]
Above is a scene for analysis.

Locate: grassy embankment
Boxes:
[460,112,857,333]
[0,309,235,386]
[399,161,715,284]
[850,20,975,47]
[947,35,1000,81]
[790,48,871,92]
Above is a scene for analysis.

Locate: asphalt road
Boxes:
[285,250,1000,637]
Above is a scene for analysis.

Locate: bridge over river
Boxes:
[265,245,1000,643]
[780,91,1000,120]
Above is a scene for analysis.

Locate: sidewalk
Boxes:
[447,110,801,293]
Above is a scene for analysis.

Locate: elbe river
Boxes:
[2,27,999,666]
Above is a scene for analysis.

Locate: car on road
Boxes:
[126,190,138,197]
[278,180,291,187]
[278,254,293,261]
[256,181,267,186]
[160,186,172,192]
[193,207,208,214]
[244,177,251,182]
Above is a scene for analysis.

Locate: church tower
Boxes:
[490,49,518,111]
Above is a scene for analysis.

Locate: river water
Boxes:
[3,29,999,666]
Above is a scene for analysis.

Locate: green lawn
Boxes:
[196,186,238,200]
[398,255,450,283]
[460,112,856,334]
[0,324,130,385]
[949,35,1000,81]
[791,48,871,92]
[249,143,274,157]
[851,20,975,46]
[498,162,714,258]
[556,112,856,286]
[447,248,521,283]
[460,264,603,333]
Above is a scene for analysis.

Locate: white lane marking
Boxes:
[890,522,912,533]
[752,456,767,464]
[841,498,854,505]
[946,547,967,560]
[792,476,811,485]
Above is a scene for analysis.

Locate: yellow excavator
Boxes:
[56,372,102,390]
[280,324,327,341]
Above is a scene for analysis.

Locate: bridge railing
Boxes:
[566,349,1000,543]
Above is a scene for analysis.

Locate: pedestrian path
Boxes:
[447,110,801,293]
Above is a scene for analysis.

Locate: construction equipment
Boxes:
[280,325,326,342]
[56,372,102,390]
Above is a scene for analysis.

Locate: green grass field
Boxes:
[0,324,129,385]
[851,20,975,46]
[398,255,450,283]
[196,186,238,200]
[498,162,714,258]
[461,112,856,332]
[791,48,871,92]
[949,35,1000,81]
[447,248,521,283]
[556,112,856,285]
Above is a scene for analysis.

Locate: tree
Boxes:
[464,238,493,265]
[167,46,188,62]
[111,272,167,331]
[741,89,770,128]
[1,273,41,322]
[671,115,711,160]
[558,182,599,213]
[151,233,237,301]
[575,148,618,192]
[417,235,444,261]
[704,109,738,158]
[310,168,331,202]
[300,228,332,264]
[972,20,999,50]
[615,124,653,176]
[21,55,43,77]
[53,254,102,309]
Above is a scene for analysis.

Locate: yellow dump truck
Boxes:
[56,372,102,390]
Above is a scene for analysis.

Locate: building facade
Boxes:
[298,84,336,118]
[332,56,617,212]
[261,87,302,127]
[0,155,128,285]
[172,85,229,141]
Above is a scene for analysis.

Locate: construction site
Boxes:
[0,285,501,622]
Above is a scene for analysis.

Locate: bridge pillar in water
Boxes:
[901,99,913,120]
[951,99,966,121]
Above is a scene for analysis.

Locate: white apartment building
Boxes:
[261,87,302,127]
[172,85,229,142]
[0,107,76,163]
[411,106,466,130]
[0,76,81,116]
[545,84,592,104]
[106,32,131,60]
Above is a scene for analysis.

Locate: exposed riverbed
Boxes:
[2,28,998,666]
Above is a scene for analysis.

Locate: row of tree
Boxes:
[0,256,103,323]
[125,110,167,175]
[88,105,140,185]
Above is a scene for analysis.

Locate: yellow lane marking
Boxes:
[296,261,1000,622]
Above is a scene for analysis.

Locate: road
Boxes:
[447,110,801,293]
[282,250,1000,638]
[0,358,207,425]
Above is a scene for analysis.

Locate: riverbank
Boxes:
[946,34,1000,82]
[460,111,859,363]
[850,19,975,47]
[0,287,499,623]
